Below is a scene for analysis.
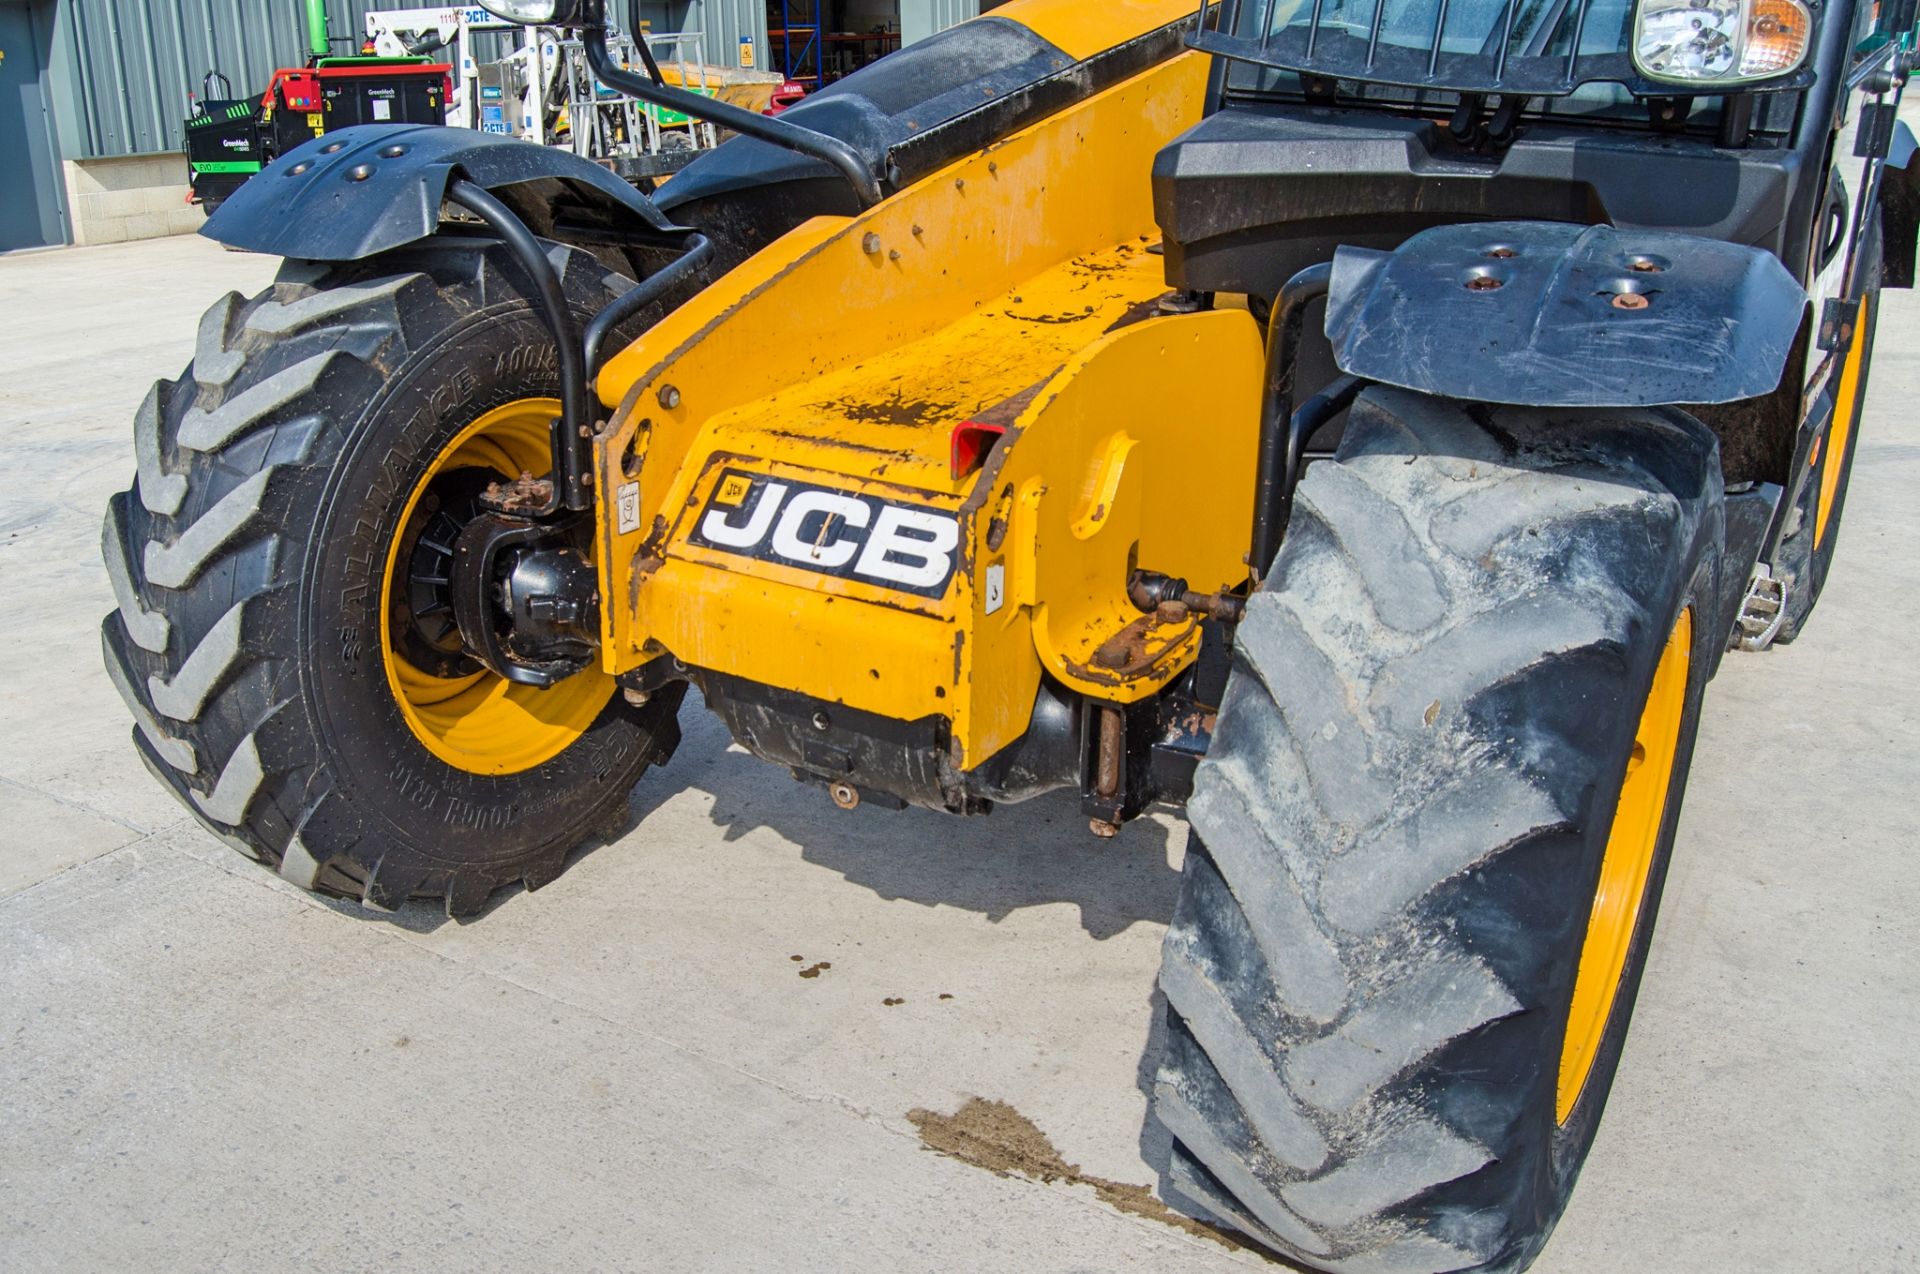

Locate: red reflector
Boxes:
[951,421,1008,480]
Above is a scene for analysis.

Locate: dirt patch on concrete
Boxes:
[906,1097,1247,1252]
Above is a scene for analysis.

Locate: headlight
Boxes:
[1632,0,1812,86]
[474,0,596,26]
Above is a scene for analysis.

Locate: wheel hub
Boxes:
[379,399,616,776]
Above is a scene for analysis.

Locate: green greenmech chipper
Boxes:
[183,0,451,213]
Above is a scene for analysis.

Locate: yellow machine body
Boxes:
[590,2,1262,771]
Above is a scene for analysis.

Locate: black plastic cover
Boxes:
[655,15,1189,267]
[1884,120,1920,289]
[657,18,1071,218]
[202,123,675,261]
[1155,107,1810,304]
[1325,221,1806,406]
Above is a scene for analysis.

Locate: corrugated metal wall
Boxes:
[44,1,993,160]
[631,1,769,74]
[906,0,981,42]
[48,1,775,159]
[47,0,386,159]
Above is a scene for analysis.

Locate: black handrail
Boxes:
[585,232,715,374]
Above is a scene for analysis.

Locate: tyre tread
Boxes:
[1153,387,1722,1272]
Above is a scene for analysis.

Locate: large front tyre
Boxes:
[1151,388,1726,1273]
[101,239,683,917]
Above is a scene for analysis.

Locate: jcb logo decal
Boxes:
[690,470,960,599]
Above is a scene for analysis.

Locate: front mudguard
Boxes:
[1324,221,1806,408]
[202,124,683,262]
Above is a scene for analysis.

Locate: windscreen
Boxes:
[1190,0,1804,97]
[1235,0,1640,66]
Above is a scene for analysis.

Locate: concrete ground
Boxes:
[1,230,1915,1274]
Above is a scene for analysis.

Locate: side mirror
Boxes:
[474,0,603,27]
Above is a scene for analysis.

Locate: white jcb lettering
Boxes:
[772,491,872,569]
[700,481,788,548]
[857,506,960,590]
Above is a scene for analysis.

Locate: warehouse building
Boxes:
[0,0,1004,253]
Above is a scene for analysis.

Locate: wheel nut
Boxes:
[831,783,860,811]
[1611,292,1651,310]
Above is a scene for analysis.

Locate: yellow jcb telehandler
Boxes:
[103,0,1917,1267]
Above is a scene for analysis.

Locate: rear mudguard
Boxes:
[200,123,682,261]
[1325,221,1807,407]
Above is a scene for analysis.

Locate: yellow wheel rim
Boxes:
[1557,607,1693,1124]
[380,399,614,776]
[1816,294,1872,549]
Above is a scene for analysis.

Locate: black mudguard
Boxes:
[201,123,681,261]
[1881,119,1919,289]
[1325,221,1806,408]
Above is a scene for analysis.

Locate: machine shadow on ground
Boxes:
[327,692,1188,941]
[676,703,1187,941]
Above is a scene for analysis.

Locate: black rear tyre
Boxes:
[102,237,681,916]
[1151,388,1726,1272]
